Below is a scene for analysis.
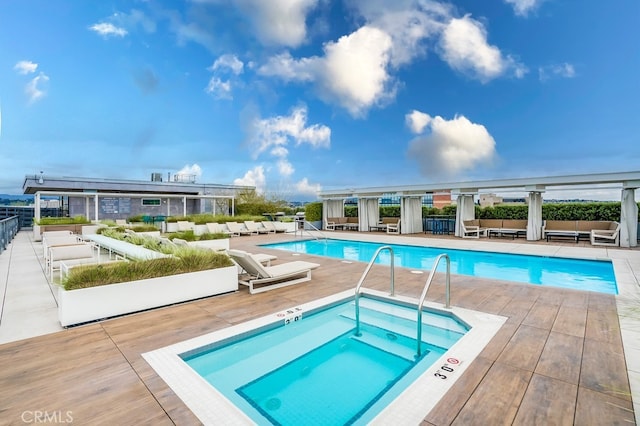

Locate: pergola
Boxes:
[318,171,640,248]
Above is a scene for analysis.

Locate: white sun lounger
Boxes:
[244,220,270,234]
[225,221,253,236]
[227,249,320,294]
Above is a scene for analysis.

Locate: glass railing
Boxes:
[0,216,19,254]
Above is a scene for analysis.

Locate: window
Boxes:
[141,198,161,206]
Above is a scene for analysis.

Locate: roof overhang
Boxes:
[318,171,640,199]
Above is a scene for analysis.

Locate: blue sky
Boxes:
[1,0,639,200]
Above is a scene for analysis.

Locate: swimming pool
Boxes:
[261,239,618,295]
[143,290,506,425]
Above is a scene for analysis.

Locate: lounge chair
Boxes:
[257,221,277,234]
[461,220,482,238]
[386,219,400,234]
[244,220,270,234]
[225,221,253,236]
[262,221,287,233]
[226,249,277,273]
[177,221,194,232]
[172,238,189,247]
[206,222,233,236]
[590,222,620,246]
[227,249,320,294]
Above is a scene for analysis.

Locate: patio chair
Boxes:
[590,222,620,246]
[386,219,400,234]
[461,220,482,238]
[206,222,233,236]
[262,221,288,233]
[225,221,253,236]
[244,220,270,234]
[227,249,320,294]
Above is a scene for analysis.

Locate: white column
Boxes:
[620,188,638,248]
[527,192,543,241]
[183,197,187,217]
[34,193,41,222]
[94,195,99,223]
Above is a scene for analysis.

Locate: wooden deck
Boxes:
[0,232,636,425]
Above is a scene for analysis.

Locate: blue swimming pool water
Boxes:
[183,297,467,425]
[261,239,618,295]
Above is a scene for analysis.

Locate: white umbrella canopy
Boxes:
[527,192,543,240]
[620,189,638,248]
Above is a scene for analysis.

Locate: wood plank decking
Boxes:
[0,232,636,425]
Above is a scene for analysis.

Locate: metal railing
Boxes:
[354,246,395,336]
[0,215,20,254]
[295,220,328,241]
[416,253,451,356]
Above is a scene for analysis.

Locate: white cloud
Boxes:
[539,63,576,81]
[205,77,232,99]
[345,0,450,68]
[259,26,395,117]
[504,0,542,17]
[439,15,526,82]
[14,60,38,75]
[250,105,330,157]
[405,109,432,134]
[234,0,318,47]
[295,177,321,196]
[210,54,244,75]
[234,166,266,193]
[258,52,317,82]
[247,105,330,178]
[26,72,49,104]
[176,164,202,178]
[277,159,295,176]
[89,22,128,38]
[407,112,497,177]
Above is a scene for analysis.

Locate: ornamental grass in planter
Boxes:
[62,247,233,290]
[61,229,235,290]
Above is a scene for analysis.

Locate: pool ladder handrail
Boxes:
[296,220,328,242]
[354,246,395,336]
[416,253,451,357]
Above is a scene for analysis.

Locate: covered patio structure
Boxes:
[319,171,640,248]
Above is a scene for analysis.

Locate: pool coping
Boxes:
[142,288,507,425]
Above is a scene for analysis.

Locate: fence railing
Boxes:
[0,216,20,254]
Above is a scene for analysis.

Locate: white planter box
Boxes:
[58,265,237,327]
[188,238,230,251]
[166,222,179,233]
[33,224,41,241]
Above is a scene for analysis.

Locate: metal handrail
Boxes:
[354,246,395,336]
[296,220,328,241]
[416,253,451,357]
[0,216,20,254]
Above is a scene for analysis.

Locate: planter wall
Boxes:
[58,265,237,327]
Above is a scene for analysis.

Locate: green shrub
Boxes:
[344,205,358,217]
[305,202,323,221]
[35,216,90,225]
[130,225,159,232]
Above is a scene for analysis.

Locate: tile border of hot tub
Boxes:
[142,289,507,425]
